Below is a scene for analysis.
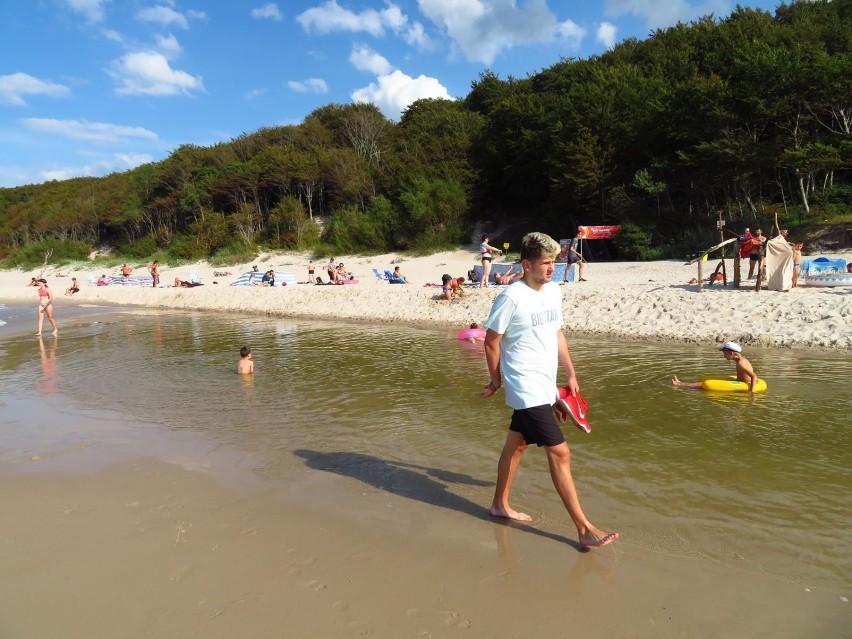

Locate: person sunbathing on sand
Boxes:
[672,341,758,392]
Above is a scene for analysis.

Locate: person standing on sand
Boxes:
[480,232,619,549]
[791,243,803,288]
[747,229,766,279]
[35,278,58,336]
[479,234,502,288]
[567,230,587,282]
[148,260,159,287]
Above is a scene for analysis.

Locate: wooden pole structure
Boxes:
[717,211,728,285]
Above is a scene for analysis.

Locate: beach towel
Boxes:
[230,271,298,286]
[765,234,793,291]
[230,272,258,286]
[108,276,153,286]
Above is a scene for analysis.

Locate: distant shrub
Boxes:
[210,243,258,266]
[612,224,653,260]
[2,238,91,269]
[120,236,157,258]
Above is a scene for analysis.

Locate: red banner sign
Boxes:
[578,225,621,240]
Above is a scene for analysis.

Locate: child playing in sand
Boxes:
[672,341,758,392]
[438,275,465,302]
[237,346,254,374]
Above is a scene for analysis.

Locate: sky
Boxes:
[0,0,781,189]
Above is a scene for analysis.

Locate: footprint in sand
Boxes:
[299,579,326,592]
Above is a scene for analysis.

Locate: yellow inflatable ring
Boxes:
[701,376,767,392]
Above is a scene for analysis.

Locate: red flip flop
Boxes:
[553,387,591,433]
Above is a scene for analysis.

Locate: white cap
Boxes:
[720,341,742,353]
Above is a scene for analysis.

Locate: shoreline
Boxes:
[2,248,850,350]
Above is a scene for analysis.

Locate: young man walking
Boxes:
[481,232,618,549]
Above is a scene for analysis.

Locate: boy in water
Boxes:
[672,341,758,392]
[237,346,254,374]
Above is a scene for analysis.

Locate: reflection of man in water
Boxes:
[481,232,618,549]
[38,337,57,394]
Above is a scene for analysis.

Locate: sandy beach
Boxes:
[3,247,851,349]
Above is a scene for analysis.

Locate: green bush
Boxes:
[325,197,395,253]
[120,236,157,258]
[612,224,653,260]
[210,243,258,266]
[1,238,91,269]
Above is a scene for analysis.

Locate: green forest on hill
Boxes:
[1,0,850,267]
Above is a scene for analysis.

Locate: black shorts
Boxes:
[481,256,492,262]
[749,253,759,261]
[568,257,581,264]
[510,405,564,447]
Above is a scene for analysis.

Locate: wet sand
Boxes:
[1,455,847,638]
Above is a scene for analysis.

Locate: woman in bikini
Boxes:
[35,278,58,336]
[479,234,502,288]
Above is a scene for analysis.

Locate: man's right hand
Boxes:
[480,380,500,398]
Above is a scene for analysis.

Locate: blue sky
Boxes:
[0,0,781,188]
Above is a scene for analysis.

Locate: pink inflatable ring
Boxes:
[458,328,487,341]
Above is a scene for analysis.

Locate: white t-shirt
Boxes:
[483,280,563,409]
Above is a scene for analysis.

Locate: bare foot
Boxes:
[34,333,42,337]
[489,505,533,522]
[52,330,59,335]
[671,376,683,386]
[579,529,619,549]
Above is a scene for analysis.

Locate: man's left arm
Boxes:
[556,330,579,393]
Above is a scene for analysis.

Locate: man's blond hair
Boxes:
[520,232,560,261]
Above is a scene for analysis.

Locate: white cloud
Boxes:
[38,152,154,183]
[251,3,283,21]
[287,78,329,94]
[298,0,385,36]
[22,118,158,143]
[155,33,182,58]
[402,21,434,50]
[417,0,587,64]
[109,52,204,96]
[299,1,435,50]
[352,70,452,120]
[596,22,617,49]
[102,29,124,43]
[604,0,727,27]
[350,45,393,75]
[63,0,109,24]
[246,88,268,100]
[136,5,189,29]
[0,73,70,107]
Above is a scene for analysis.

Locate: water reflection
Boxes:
[37,336,57,394]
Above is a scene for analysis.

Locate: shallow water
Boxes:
[1,306,850,593]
